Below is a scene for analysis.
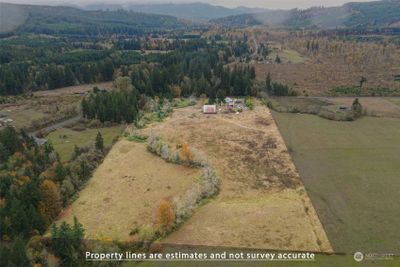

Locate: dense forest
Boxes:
[81,39,256,123]
[0,36,253,96]
[0,37,214,95]
[0,126,104,263]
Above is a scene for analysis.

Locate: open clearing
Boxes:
[273,112,400,253]
[33,82,114,97]
[140,103,332,252]
[47,125,124,162]
[58,140,200,239]
[254,60,400,96]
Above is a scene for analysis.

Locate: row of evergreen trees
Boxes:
[82,89,139,123]
[0,58,115,95]
[265,73,298,96]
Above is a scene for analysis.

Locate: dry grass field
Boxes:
[140,102,332,252]
[58,140,200,240]
[249,28,400,96]
[1,83,114,130]
[33,82,114,97]
[254,60,400,96]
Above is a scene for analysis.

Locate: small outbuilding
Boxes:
[203,105,217,114]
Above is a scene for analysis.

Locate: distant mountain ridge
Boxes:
[83,2,269,20]
[212,0,400,28]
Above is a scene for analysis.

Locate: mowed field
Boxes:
[273,112,400,253]
[140,103,332,252]
[58,140,200,239]
[47,125,124,161]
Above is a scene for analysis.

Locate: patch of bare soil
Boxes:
[140,102,332,252]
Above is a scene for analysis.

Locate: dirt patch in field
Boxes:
[58,140,200,239]
[140,103,332,252]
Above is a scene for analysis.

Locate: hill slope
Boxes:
[0,2,186,35]
[84,2,268,21]
[213,0,400,28]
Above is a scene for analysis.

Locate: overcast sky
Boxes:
[0,0,376,9]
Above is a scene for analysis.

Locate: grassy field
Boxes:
[5,108,47,129]
[272,112,400,253]
[58,140,200,239]
[126,253,400,267]
[46,125,124,161]
[139,103,331,252]
[268,48,307,64]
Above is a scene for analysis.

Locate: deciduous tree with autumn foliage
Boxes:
[157,198,175,234]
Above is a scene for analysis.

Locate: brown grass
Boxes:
[33,82,114,97]
[58,140,200,240]
[254,60,400,96]
[140,102,332,252]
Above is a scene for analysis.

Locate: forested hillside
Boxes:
[0,2,186,35]
[212,0,400,28]
[84,2,268,21]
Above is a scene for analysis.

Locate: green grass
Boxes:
[123,250,400,267]
[172,98,196,108]
[126,134,148,143]
[268,47,306,64]
[272,112,400,253]
[330,86,400,96]
[268,97,331,114]
[46,125,124,161]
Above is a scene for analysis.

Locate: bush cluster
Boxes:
[146,134,220,225]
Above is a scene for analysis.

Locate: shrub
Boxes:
[352,98,363,118]
[245,97,255,110]
[160,144,170,160]
[87,119,102,128]
[180,143,193,163]
[172,184,202,224]
[138,225,155,242]
[146,136,221,225]
[199,166,220,198]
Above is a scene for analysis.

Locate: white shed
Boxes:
[203,105,217,114]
